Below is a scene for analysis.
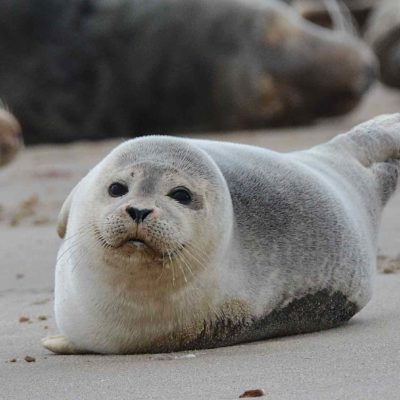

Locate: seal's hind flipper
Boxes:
[331,113,400,167]
[371,159,400,206]
[328,113,400,204]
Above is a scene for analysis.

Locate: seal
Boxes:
[365,0,400,88]
[0,106,22,167]
[42,113,400,354]
[0,0,375,143]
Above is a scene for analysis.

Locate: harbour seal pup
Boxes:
[0,0,375,143]
[0,106,22,167]
[42,114,400,354]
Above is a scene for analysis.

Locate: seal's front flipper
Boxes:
[42,335,88,355]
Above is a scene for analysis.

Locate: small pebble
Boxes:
[38,315,48,321]
[19,316,30,323]
[9,358,17,363]
[24,356,36,363]
[239,389,265,398]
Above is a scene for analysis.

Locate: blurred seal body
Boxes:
[365,0,400,88]
[0,0,375,143]
[43,114,400,354]
[0,107,22,167]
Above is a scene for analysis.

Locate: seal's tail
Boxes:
[331,113,400,205]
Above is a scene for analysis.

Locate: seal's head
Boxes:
[246,1,377,125]
[58,137,232,290]
[0,107,22,167]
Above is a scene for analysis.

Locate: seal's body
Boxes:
[365,0,400,88]
[0,0,375,143]
[43,114,400,354]
[0,107,22,167]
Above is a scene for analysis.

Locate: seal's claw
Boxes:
[41,335,83,354]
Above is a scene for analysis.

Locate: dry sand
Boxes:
[0,83,400,399]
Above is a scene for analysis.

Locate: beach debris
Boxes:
[24,356,36,363]
[378,255,400,274]
[9,358,17,363]
[33,216,50,225]
[15,273,24,279]
[19,316,30,323]
[9,195,39,226]
[31,298,50,306]
[239,388,266,398]
[38,315,48,321]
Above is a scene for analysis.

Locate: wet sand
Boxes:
[0,83,399,399]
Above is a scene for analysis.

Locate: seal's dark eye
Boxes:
[108,182,128,197]
[168,187,192,205]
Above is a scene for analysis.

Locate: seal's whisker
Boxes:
[156,252,167,282]
[176,251,195,279]
[181,244,210,270]
[166,250,175,287]
[57,235,91,263]
[176,257,188,283]
[183,241,211,261]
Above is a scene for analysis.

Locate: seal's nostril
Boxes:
[126,207,153,223]
[126,207,137,221]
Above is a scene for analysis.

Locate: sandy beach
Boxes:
[1,83,400,399]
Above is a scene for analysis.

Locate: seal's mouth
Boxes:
[119,237,151,250]
[125,238,148,248]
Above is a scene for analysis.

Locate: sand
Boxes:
[0,83,400,399]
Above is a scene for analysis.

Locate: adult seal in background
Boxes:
[0,0,375,143]
[43,114,400,354]
[0,106,22,167]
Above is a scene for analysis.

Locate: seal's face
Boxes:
[66,137,230,287]
[96,163,206,262]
